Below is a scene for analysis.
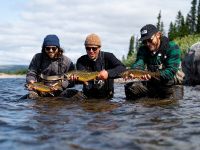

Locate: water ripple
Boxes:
[0,78,200,150]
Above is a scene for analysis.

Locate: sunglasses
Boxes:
[45,47,58,52]
[86,47,99,52]
[142,35,155,44]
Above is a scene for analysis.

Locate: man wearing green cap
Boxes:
[124,24,184,100]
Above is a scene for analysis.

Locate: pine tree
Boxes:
[176,11,185,37]
[176,11,183,29]
[122,55,126,62]
[180,14,190,36]
[127,35,134,58]
[168,22,177,40]
[135,36,140,52]
[196,0,200,33]
[187,0,197,33]
[156,10,165,34]
[186,13,192,33]
[157,10,161,30]
[161,22,165,35]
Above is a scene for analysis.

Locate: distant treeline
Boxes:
[0,65,28,75]
[122,0,200,67]
[0,69,27,75]
[168,0,200,40]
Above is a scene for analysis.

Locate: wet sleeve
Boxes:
[76,57,88,70]
[63,61,75,88]
[131,47,146,70]
[160,42,181,80]
[106,53,126,78]
[26,54,41,83]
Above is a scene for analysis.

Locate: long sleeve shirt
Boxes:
[26,53,75,88]
[132,36,181,81]
[76,51,126,98]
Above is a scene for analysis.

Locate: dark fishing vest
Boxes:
[83,51,114,99]
[146,38,169,72]
[38,54,65,85]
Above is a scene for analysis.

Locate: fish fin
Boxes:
[152,76,160,80]
[49,93,54,96]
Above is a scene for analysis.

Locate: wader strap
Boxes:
[40,74,64,81]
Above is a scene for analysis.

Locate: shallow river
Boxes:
[0,78,200,150]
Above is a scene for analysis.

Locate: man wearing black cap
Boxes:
[26,34,78,99]
[125,24,184,100]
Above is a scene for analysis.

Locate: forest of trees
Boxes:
[168,0,200,40]
[123,0,200,67]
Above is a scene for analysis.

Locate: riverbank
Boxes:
[0,73,25,78]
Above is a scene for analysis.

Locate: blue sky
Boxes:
[0,0,190,65]
[0,1,26,22]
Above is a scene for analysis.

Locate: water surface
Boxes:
[0,78,200,150]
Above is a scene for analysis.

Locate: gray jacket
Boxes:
[26,53,75,89]
[182,42,200,85]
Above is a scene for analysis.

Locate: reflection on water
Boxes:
[0,78,200,150]
[79,100,120,112]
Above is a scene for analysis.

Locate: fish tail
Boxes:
[151,72,160,80]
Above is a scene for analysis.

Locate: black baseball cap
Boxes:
[139,24,159,41]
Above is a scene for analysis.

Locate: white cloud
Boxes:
[0,0,190,65]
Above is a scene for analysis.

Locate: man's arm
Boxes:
[131,47,146,70]
[63,61,75,88]
[160,42,181,81]
[26,54,41,84]
[105,53,126,78]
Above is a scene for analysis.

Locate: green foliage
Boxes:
[168,11,190,40]
[190,0,197,33]
[128,36,135,58]
[123,0,200,67]
[168,0,200,38]
[168,22,178,40]
[156,10,164,34]
[196,0,200,33]
[160,22,165,35]
[157,10,161,30]
[122,53,136,68]
[174,34,200,58]
[0,69,28,75]
[156,10,165,34]
[123,34,200,67]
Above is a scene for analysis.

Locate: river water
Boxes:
[0,78,200,150]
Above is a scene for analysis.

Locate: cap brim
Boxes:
[139,34,152,41]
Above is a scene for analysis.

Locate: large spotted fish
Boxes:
[66,70,99,84]
[120,69,160,80]
[26,82,62,95]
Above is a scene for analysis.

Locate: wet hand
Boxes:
[98,70,108,80]
[26,80,36,91]
[124,73,135,80]
[123,73,151,81]
[141,74,151,80]
[67,74,88,85]
[50,83,60,91]
[29,80,35,84]
[68,74,79,81]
